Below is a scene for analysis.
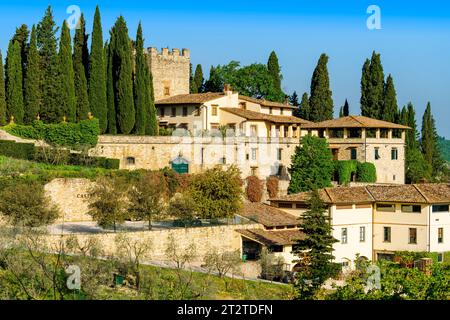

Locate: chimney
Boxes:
[224,84,232,96]
[284,95,290,105]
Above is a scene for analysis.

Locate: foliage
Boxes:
[361,51,385,119]
[246,175,264,202]
[23,26,41,124]
[105,42,117,134]
[87,176,130,231]
[191,64,204,94]
[259,247,286,281]
[188,166,243,219]
[438,136,450,163]
[266,176,279,198]
[267,51,285,100]
[296,92,310,120]
[6,40,24,123]
[0,140,35,160]
[288,135,334,193]
[309,53,333,121]
[0,51,6,126]
[4,118,100,149]
[293,190,339,299]
[334,160,358,185]
[89,6,108,133]
[0,180,60,226]
[382,74,398,122]
[73,14,90,121]
[356,162,377,183]
[405,147,431,183]
[167,192,197,223]
[203,248,242,278]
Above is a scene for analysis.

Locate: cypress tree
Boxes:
[267,51,282,92]
[145,53,158,135]
[360,59,370,117]
[36,6,59,122]
[290,91,299,107]
[363,51,385,119]
[309,54,333,121]
[73,14,90,120]
[298,92,310,120]
[58,21,76,122]
[89,6,107,132]
[5,41,24,123]
[12,24,29,94]
[193,64,204,93]
[106,41,117,134]
[111,16,135,134]
[342,99,349,116]
[189,63,196,93]
[24,26,41,124]
[133,22,149,135]
[421,103,445,178]
[0,51,6,125]
[382,74,398,122]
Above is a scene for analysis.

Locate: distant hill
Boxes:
[438,137,450,162]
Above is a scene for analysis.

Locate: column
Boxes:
[279,125,285,138]
[288,125,293,138]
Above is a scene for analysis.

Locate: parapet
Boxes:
[147,47,190,59]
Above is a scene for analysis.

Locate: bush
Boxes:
[0,140,35,160]
[356,162,377,183]
[68,153,120,169]
[4,119,100,149]
[335,160,358,185]
[266,176,279,198]
[246,175,264,202]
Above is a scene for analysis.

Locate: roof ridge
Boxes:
[349,115,365,125]
[323,188,333,203]
[364,185,377,202]
[412,184,431,203]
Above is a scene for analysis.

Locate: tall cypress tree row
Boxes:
[382,74,398,122]
[5,41,24,123]
[309,54,333,122]
[24,25,41,124]
[0,51,6,125]
[298,92,310,120]
[11,24,29,95]
[111,16,135,134]
[145,52,158,135]
[421,103,445,178]
[360,59,370,117]
[36,6,59,122]
[267,51,282,99]
[361,52,384,119]
[193,64,204,93]
[106,41,117,134]
[73,14,90,120]
[89,6,107,132]
[133,22,148,135]
[58,21,76,122]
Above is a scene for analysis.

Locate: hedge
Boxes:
[334,160,377,185]
[0,140,35,160]
[356,162,377,183]
[3,118,100,149]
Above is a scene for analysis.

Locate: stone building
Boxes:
[146,47,190,100]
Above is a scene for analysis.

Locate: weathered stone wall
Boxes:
[46,223,262,263]
[147,47,190,101]
[44,178,96,222]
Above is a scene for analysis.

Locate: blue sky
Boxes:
[0,1,449,137]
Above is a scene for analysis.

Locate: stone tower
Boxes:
[147,47,190,101]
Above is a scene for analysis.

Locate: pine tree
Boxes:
[290,91,299,106]
[360,59,371,117]
[382,74,398,122]
[293,189,338,299]
[309,54,333,121]
[23,25,41,124]
[58,21,76,122]
[73,14,90,121]
[267,51,282,90]
[5,41,24,123]
[111,16,135,134]
[89,6,108,133]
[106,41,117,134]
[36,6,59,122]
[421,103,445,179]
[297,92,310,120]
[193,64,204,93]
[342,99,349,116]
[133,22,149,135]
[0,51,6,125]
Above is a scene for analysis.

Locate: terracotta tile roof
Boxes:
[325,187,374,204]
[366,185,427,203]
[239,95,294,109]
[301,115,410,130]
[414,183,450,204]
[221,108,311,125]
[155,92,225,104]
[270,189,332,203]
[238,202,300,227]
[236,229,305,246]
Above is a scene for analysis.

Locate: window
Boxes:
[171,107,176,117]
[251,167,257,176]
[328,129,344,138]
[438,228,444,244]
[350,148,357,160]
[212,105,218,116]
[269,245,283,253]
[219,157,226,165]
[409,228,417,244]
[380,129,388,138]
[277,148,283,161]
[239,102,247,110]
[437,253,444,263]
[360,226,366,242]
[341,228,348,244]
[251,148,257,160]
[280,108,284,115]
[182,106,188,117]
[195,107,201,116]
[383,227,391,242]
[250,125,258,137]
[210,123,219,130]
[269,107,273,114]
[159,107,165,117]
[126,157,135,165]
[391,148,398,160]
[374,147,380,160]
[348,128,362,138]
[277,165,284,176]
[366,128,376,138]
[278,203,293,208]
[432,204,449,212]
[341,261,350,267]
[377,204,395,212]
[164,86,170,96]
[401,205,421,213]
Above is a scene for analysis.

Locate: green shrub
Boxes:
[4,119,100,149]
[335,160,358,185]
[0,140,35,160]
[68,154,120,169]
[356,162,377,183]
